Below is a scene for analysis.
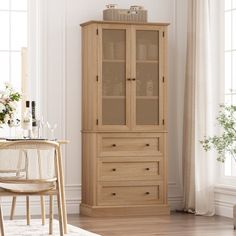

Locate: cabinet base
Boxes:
[80,204,170,217]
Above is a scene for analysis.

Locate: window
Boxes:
[224,0,236,176]
[0,0,28,90]
[0,0,28,135]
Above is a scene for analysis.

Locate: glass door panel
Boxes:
[102,29,127,125]
[136,30,160,125]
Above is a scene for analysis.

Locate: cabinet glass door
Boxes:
[135,30,161,127]
[100,28,130,128]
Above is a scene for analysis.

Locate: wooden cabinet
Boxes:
[80,21,170,216]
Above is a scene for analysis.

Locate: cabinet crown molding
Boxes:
[80,20,170,27]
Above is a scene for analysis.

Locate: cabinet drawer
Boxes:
[98,183,163,206]
[99,159,163,181]
[98,133,164,156]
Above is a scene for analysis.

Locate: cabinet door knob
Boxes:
[145,192,150,195]
[132,78,136,81]
[146,144,150,146]
[112,193,116,196]
[146,168,150,171]
[112,168,116,171]
[127,78,131,81]
[112,144,117,147]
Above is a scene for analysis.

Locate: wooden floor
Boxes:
[67,212,236,236]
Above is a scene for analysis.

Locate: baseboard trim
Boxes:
[214,184,236,218]
[168,196,183,210]
[1,196,81,216]
[1,185,81,216]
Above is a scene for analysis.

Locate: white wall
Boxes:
[2,0,188,215]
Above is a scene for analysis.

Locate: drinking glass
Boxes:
[38,116,45,138]
[47,122,57,140]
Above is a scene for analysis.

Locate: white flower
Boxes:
[4,82,12,90]
[0,103,5,113]
[2,90,10,99]
[4,114,10,123]
[9,101,17,110]
[0,82,21,126]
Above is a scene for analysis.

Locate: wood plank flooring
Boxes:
[67,212,236,236]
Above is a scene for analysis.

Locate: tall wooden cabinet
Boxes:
[80,21,170,216]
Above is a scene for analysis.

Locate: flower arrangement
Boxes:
[0,82,21,128]
[200,105,236,162]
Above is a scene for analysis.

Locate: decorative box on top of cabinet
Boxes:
[80,20,170,216]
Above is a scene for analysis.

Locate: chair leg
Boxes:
[40,196,45,225]
[26,196,30,226]
[55,148,64,236]
[10,197,16,220]
[0,204,5,236]
[57,146,67,233]
[49,195,54,235]
[37,149,46,226]
[57,193,64,236]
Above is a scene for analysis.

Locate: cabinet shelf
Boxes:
[103,60,158,63]
[103,59,125,63]
[136,96,159,99]
[102,96,159,99]
[103,96,125,99]
[136,60,159,64]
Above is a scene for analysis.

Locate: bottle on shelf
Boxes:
[31,101,38,138]
[22,101,32,138]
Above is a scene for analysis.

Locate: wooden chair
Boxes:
[0,140,65,236]
[9,149,46,226]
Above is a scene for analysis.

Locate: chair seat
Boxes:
[0,182,55,193]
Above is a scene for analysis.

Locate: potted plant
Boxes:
[0,82,21,129]
[200,104,236,162]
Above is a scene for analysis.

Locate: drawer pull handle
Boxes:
[112,193,116,196]
[146,144,150,146]
[112,144,117,147]
[112,168,116,171]
[145,192,150,195]
[146,168,150,171]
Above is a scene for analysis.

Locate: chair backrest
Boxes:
[0,141,59,181]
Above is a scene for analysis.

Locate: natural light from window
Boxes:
[0,0,28,135]
[224,0,236,176]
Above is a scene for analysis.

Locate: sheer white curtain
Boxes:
[183,0,224,215]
